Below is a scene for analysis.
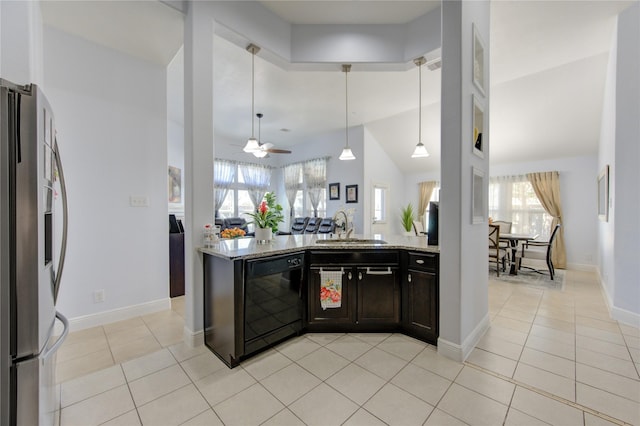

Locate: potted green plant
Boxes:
[400,203,415,236]
[245,192,284,242]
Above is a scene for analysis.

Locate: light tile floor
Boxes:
[56,271,640,425]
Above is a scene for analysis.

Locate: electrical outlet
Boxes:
[94,289,105,303]
[129,195,149,207]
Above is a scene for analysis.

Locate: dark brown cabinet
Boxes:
[402,252,439,344]
[307,250,400,332]
[169,233,185,297]
[356,266,400,325]
[307,267,355,326]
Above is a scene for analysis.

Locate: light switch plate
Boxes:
[130,195,149,207]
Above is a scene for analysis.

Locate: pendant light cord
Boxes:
[251,51,255,138]
[418,60,422,143]
[345,67,349,148]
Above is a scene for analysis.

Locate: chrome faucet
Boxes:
[332,210,353,238]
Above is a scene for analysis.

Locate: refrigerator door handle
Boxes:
[42,312,69,360]
[52,137,68,303]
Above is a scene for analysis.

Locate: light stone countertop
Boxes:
[199,233,439,261]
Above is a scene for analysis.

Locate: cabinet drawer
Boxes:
[407,252,438,271]
[310,250,399,266]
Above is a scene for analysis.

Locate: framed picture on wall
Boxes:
[472,23,486,96]
[472,167,485,224]
[168,165,182,204]
[346,184,358,203]
[597,165,609,222]
[472,95,485,158]
[329,182,340,200]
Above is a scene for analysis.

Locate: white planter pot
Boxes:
[255,227,273,243]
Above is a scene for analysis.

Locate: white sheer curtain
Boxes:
[239,163,271,210]
[303,158,327,217]
[489,174,553,239]
[213,159,236,218]
[284,163,302,218]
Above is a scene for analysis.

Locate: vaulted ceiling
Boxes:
[41,1,635,173]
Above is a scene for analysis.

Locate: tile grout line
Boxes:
[463,360,627,426]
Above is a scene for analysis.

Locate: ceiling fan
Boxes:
[253,113,292,157]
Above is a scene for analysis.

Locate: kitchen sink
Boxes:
[315,238,387,245]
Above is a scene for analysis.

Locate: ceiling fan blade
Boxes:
[264,148,292,154]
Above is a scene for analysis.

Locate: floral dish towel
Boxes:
[320,269,343,310]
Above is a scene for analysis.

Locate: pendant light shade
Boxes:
[243,44,262,153]
[339,64,355,161]
[412,57,430,158]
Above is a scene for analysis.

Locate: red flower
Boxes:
[259,201,268,214]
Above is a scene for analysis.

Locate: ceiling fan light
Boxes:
[411,142,430,158]
[253,149,268,158]
[339,147,356,161]
[243,137,260,153]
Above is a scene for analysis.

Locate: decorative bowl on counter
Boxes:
[220,227,246,239]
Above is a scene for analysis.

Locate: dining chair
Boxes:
[489,224,508,276]
[316,218,336,234]
[492,220,512,251]
[520,223,561,280]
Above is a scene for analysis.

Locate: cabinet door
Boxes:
[308,267,354,325]
[356,267,400,325]
[404,269,438,342]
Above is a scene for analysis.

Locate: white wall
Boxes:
[363,127,406,235]
[611,2,639,320]
[43,26,169,320]
[598,23,617,301]
[599,3,640,325]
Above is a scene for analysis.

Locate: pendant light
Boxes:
[243,44,261,153]
[254,113,268,158]
[411,57,430,158]
[339,64,356,161]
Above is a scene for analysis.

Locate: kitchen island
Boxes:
[201,234,439,367]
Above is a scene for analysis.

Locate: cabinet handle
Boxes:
[348,272,352,280]
[416,259,425,264]
[408,273,412,282]
[365,267,392,275]
[358,272,363,280]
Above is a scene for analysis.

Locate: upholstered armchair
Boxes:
[290,217,309,234]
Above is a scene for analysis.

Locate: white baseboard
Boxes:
[56,298,171,335]
[597,268,640,327]
[438,313,490,362]
[611,306,640,327]
[183,326,204,347]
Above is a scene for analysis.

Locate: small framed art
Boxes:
[346,184,358,203]
[472,95,485,158]
[472,23,486,96]
[597,165,609,222]
[329,182,340,200]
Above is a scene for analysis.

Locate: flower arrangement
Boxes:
[220,227,246,239]
[244,192,284,233]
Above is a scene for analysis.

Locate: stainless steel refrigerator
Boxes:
[0,79,69,426]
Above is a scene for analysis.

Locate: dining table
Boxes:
[499,233,539,275]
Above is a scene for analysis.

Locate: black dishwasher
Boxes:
[244,252,304,356]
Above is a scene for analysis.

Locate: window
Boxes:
[286,157,328,218]
[213,160,272,222]
[373,185,387,222]
[489,176,552,239]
